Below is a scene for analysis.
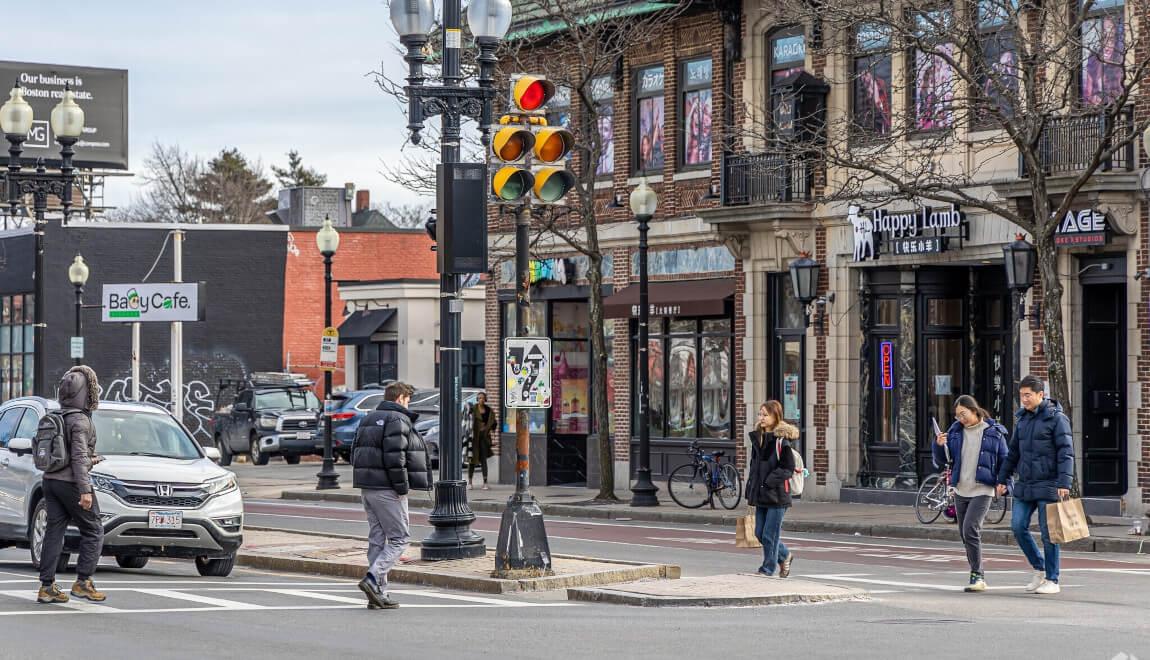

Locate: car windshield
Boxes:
[409,390,440,410]
[92,410,202,460]
[254,389,320,410]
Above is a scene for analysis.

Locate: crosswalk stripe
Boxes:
[0,590,121,612]
[265,589,371,605]
[129,589,264,609]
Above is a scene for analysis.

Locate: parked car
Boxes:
[211,372,321,466]
[316,387,389,463]
[409,387,484,470]
[0,398,243,577]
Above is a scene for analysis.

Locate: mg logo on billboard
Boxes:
[27,120,49,149]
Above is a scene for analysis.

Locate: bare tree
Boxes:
[112,141,204,223]
[374,200,433,228]
[749,0,1150,423]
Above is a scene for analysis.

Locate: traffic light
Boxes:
[512,76,555,112]
[491,123,535,201]
[532,125,575,203]
[489,73,576,205]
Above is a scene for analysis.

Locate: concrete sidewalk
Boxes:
[568,574,866,608]
[277,482,1150,555]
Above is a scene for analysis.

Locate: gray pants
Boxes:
[955,494,992,575]
[362,489,409,594]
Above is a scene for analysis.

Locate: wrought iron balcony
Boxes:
[721,151,813,206]
[1019,107,1135,177]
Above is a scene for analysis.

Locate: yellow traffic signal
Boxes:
[492,166,535,201]
[492,126,535,162]
[512,76,556,112]
[533,127,574,163]
[533,167,575,203]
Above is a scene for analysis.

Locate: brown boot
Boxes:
[71,578,106,602]
[37,583,69,604]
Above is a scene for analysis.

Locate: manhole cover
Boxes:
[867,619,972,625]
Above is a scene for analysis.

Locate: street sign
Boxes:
[70,336,84,359]
[102,283,204,323]
[320,327,339,369]
[504,337,552,408]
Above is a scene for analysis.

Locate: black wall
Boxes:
[0,232,34,296]
[29,222,289,441]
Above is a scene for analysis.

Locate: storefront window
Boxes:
[1080,0,1124,106]
[927,298,962,326]
[552,340,589,434]
[647,335,665,437]
[701,333,731,438]
[875,338,898,444]
[357,341,397,387]
[875,298,898,326]
[667,337,697,437]
[634,65,665,173]
[637,317,733,440]
[0,294,35,402]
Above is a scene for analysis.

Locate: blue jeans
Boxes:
[1011,498,1060,583]
[754,505,790,575]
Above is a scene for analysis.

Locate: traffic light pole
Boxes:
[419,0,486,561]
[494,201,552,577]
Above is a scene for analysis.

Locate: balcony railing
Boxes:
[721,151,813,206]
[1020,107,1135,177]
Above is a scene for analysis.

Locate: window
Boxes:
[355,394,385,411]
[634,65,665,172]
[852,24,893,136]
[591,76,615,176]
[768,28,806,133]
[0,294,35,402]
[357,341,398,388]
[911,11,957,131]
[1081,0,1124,106]
[972,0,1019,122]
[15,406,38,439]
[680,58,713,167]
[0,407,22,448]
[634,317,733,439]
[462,341,485,389]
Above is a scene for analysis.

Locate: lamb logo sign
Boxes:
[849,203,968,262]
[1054,209,1109,247]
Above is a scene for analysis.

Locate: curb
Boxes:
[566,584,867,608]
[279,490,1149,555]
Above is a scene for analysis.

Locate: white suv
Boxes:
[0,398,243,577]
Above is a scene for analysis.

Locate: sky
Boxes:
[6,0,422,213]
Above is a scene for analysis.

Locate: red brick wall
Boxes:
[282,229,437,395]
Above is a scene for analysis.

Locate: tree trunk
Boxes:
[1034,230,1070,413]
[587,254,618,501]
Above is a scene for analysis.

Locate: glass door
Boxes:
[918,296,966,478]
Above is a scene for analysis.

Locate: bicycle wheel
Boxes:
[986,493,1009,525]
[667,464,710,509]
[915,474,946,524]
[715,463,743,510]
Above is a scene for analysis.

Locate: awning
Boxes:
[603,279,736,319]
[338,308,397,345]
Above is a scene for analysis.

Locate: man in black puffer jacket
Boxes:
[351,382,431,610]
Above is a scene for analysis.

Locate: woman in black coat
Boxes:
[745,400,799,578]
[468,393,497,489]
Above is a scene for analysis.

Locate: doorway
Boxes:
[1080,259,1126,497]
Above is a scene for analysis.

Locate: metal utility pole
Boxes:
[171,228,185,422]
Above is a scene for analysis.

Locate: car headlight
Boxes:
[204,474,238,496]
[90,473,118,493]
[258,416,278,430]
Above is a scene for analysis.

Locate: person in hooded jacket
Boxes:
[997,375,1074,596]
[932,394,1009,593]
[38,365,106,604]
[745,400,799,578]
[351,381,432,610]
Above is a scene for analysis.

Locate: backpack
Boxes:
[777,439,805,497]
[33,409,78,473]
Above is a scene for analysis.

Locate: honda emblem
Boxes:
[156,483,173,497]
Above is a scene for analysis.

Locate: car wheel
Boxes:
[216,437,232,467]
[28,499,70,573]
[116,555,149,569]
[250,435,269,466]
[284,454,301,465]
[195,553,236,577]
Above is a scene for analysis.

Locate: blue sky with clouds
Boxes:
[7,0,420,211]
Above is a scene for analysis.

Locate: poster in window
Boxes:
[638,97,665,171]
[981,35,1018,115]
[783,374,800,421]
[1081,14,1124,106]
[683,89,712,165]
[914,43,956,130]
[853,55,892,134]
[596,106,614,176]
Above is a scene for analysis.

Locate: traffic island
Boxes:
[567,574,867,608]
[238,529,679,594]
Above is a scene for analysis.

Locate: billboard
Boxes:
[0,61,128,170]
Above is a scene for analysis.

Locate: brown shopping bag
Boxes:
[736,512,761,548]
[1046,497,1091,544]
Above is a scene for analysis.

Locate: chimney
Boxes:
[356,190,370,213]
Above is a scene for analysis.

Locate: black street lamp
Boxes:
[393,0,510,560]
[629,180,660,507]
[315,215,341,491]
[1003,233,1036,404]
[68,253,89,367]
[1,84,84,396]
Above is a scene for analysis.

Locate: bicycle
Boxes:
[667,441,742,510]
[915,457,1009,525]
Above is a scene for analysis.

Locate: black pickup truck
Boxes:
[210,372,321,466]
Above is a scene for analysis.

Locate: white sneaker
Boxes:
[1034,579,1061,595]
[1024,571,1044,592]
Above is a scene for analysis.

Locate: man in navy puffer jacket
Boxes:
[996,375,1073,596]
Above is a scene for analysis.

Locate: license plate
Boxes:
[148,510,183,529]
[296,431,312,440]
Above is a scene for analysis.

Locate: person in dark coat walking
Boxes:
[997,375,1073,596]
[933,394,1009,592]
[351,381,432,610]
[745,400,798,578]
[467,392,496,490]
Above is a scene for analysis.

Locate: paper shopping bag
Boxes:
[1046,498,1090,544]
[736,513,761,548]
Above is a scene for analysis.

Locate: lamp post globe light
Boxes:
[68,254,89,367]
[788,252,820,329]
[1,84,85,396]
[395,0,509,560]
[629,180,660,507]
[315,215,341,491]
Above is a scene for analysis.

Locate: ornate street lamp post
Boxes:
[1002,233,1036,405]
[315,215,342,490]
[629,180,660,507]
[68,253,89,367]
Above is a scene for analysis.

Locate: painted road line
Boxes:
[804,575,1081,592]
[129,589,265,609]
[0,590,122,613]
[0,604,518,616]
[266,589,374,605]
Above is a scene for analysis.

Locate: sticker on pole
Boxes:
[70,336,84,360]
[504,338,552,408]
[320,327,339,369]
